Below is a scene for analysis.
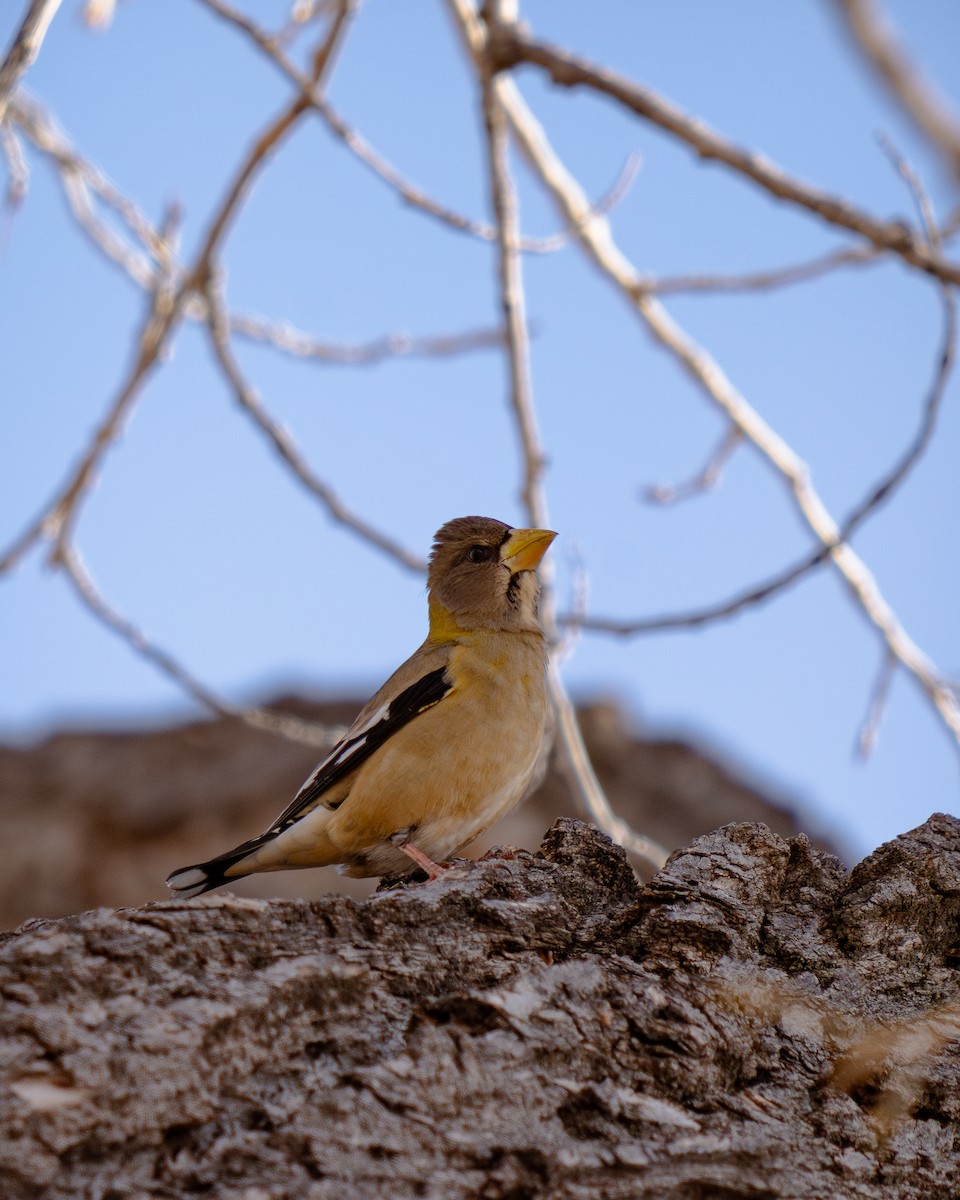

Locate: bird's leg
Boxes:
[390,832,448,880]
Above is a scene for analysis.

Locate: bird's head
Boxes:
[427,516,557,639]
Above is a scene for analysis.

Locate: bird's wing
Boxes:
[268,659,452,834]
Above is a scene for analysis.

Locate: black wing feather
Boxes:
[270,666,452,833]
[165,666,452,898]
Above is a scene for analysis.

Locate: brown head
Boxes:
[427,516,557,639]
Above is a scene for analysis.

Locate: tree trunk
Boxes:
[1,815,958,1198]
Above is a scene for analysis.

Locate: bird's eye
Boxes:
[467,545,492,563]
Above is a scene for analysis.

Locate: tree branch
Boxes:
[577,255,956,638]
[644,244,882,296]
[471,0,667,873]
[0,0,62,124]
[204,277,426,574]
[9,93,505,373]
[9,93,165,288]
[642,427,742,506]
[449,0,960,751]
[230,312,504,365]
[489,24,960,288]
[1,6,355,579]
[59,543,339,747]
[195,0,638,256]
[834,0,960,182]
[186,0,354,295]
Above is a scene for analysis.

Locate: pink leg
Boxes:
[397,842,447,880]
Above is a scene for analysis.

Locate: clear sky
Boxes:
[2,0,958,860]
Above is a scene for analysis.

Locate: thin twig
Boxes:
[59,543,338,747]
[2,6,407,743]
[834,0,960,182]
[2,8,356,578]
[636,206,959,298]
[204,277,427,574]
[643,427,742,506]
[476,0,667,873]
[480,60,546,531]
[568,282,956,637]
[644,244,882,295]
[1,15,432,596]
[10,93,503,372]
[195,0,639,255]
[450,0,960,750]
[527,152,642,253]
[49,253,181,559]
[878,134,940,247]
[230,312,505,364]
[552,540,588,665]
[0,0,62,124]
[1,121,28,211]
[857,650,897,759]
[489,24,960,288]
[186,1,354,294]
[9,93,163,287]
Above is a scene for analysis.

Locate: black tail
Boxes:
[165,833,275,898]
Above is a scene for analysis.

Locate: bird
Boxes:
[166,516,557,898]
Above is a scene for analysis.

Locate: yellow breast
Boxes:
[328,630,549,872]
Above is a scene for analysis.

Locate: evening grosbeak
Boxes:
[166,516,556,896]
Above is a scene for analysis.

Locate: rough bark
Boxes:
[1,814,958,1199]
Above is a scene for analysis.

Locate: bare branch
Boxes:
[471,0,667,873]
[489,24,960,288]
[645,244,882,296]
[564,554,827,638]
[195,0,637,256]
[2,4,424,743]
[643,427,742,506]
[9,94,161,289]
[480,52,547,531]
[11,93,498,375]
[230,312,505,365]
[448,0,960,749]
[204,278,427,574]
[568,277,956,638]
[524,152,642,253]
[0,505,47,577]
[834,0,960,182]
[0,0,62,124]
[648,112,958,299]
[549,663,669,872]
[197,0,522,244]
[49,257,181,559]
[2,8,355,580]
[186,2,354,295]
[878,134,940,247]
[857,650,897,759]
[1,120,28,213]
[58,543,338,748]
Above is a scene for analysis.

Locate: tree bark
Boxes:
[1,815,958,1198]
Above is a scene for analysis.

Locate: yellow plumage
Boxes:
[166,517,556,895]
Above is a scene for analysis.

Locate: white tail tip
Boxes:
[166,866,209,898]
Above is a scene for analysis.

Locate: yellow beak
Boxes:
[500,527,557,573]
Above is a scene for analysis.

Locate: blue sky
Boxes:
[2,0,958,859]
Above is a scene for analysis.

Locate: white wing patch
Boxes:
[355,702,389,737]
[293,717,382,800]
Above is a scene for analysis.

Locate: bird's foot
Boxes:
[396,842,449,881]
